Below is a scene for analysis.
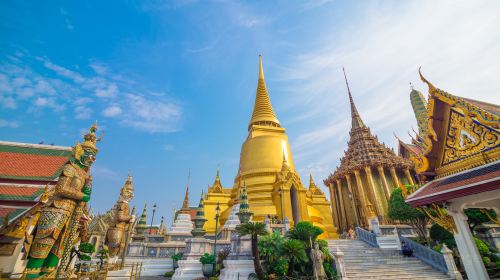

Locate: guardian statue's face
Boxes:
[79,148,96,167]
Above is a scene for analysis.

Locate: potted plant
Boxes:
[172,252,183,270]
[200,253,216,277]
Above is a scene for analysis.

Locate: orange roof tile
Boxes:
[0,152,69,179]
[0,185,45,201]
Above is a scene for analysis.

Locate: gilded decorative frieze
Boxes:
[442,110,500,166]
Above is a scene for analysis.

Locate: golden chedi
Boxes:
[204,55,337,238]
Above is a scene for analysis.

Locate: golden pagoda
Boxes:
[323,69,415,232]
[203,55,337,238]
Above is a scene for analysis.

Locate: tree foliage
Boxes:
[388,188,429,241]
[279,239,308,277]
[286,221,323,249]
[464,208,497,231]
[429,224,456,247]
[258,231,285,274]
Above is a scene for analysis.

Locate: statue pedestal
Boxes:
[172,259,203,280]
[172,238,211,280]
[106,268,131,280]
[219,233,255,280]
[368,215,381,235]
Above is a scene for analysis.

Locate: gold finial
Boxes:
[258,54,264,80]
[249,54,280,129]
[418,67,437,94]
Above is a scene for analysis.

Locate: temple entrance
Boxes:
[290,185,301,225]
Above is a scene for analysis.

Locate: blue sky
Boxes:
[1,0,500,225]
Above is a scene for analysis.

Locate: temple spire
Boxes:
[180,170,190,213]
[343,67,365,129]
[135,203,148,234]
[249,54,281,130]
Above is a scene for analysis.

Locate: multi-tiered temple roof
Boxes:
[325,75,412,184]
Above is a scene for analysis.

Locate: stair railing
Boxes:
[399,235,448,273]
[329,249,348,280]
[355,227,378,247]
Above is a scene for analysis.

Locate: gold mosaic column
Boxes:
[328,183,340,229]
[404,168,415,185]
[390,167,400,187]
[364,166,386,220]
[336,179,347,230]
[353,170,371,223]
[345,174,359,226]
[377,165,392,200]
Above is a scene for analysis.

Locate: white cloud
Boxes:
[95,83,118,98]
[2,53,182,133]
[75,106,93,120]
[89,62,108,75]
[102,105,122,117]
[277,0,500,184]
[163,144,174,151]
[75,97,93,105]
[121,94,181,133]
[0,96,17,109]
[0,119,19,128]
[42,59,85,84]
[65,19,74,30]
[92,165,119,179]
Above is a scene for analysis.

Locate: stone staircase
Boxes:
[328,239,453,279]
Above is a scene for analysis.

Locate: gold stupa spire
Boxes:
[248,55,281,130]
[343,67,365,129]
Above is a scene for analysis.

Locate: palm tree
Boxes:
[287,221,324,249]
[280,239,308,277]
[287,221,324,275]
[258,231,285,272]
[237,222,268,280]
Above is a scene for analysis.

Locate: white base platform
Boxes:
[106,268,131,280]
[219,259,255,280]
[125,258,173,276]
[172,259,203,280]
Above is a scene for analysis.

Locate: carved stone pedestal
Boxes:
[368,215,381,235]
[172,238,211,280]
[219,233,255,280]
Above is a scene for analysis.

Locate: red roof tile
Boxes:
[0,185,45,201]
[407,161,500,206]
[0,206,28,224]
[0,152,69,180]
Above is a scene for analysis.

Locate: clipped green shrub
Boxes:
[432,244,443,253]
[172,252,183,261]
[164,271,174,277]
[429,224,456,247]
[482,256,491,266]
[200,253,216,265]
[79,242,95,254]
[495,261,500,268]
[474,237,490,255]
[323,262,336,279]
